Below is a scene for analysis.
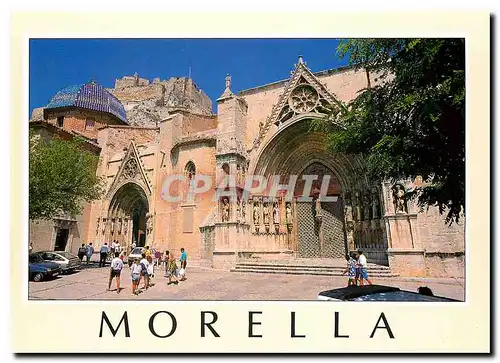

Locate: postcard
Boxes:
[12,11,490,353]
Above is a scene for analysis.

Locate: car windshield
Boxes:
[131,248,143,254]
[29,254,44,263]
[56,252,77,259]
[349,291,455,302]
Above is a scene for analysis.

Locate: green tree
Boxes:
[29,132,105,220]
[314,38,465,224]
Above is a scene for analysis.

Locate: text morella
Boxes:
[99,310,395,339]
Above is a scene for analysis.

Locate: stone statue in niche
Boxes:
[221,198,230,222]
[96,218,100,235]
[102,218,107,234]
[241,200,246,223]
[353,192,360,221]
[236,199,241,222]
[286,202,293,224]
[392,184,407,213]
[118,218,123,235]
[273,201,280,224]
[145,212,153,232]
[314,198,322,220]
[263,201,270,225]
[363,192,372,221]
[111,218,116,235]
[123,218,128,235]
[253,199,260,225]
[372,189,381,219]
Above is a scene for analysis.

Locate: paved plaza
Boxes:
[28,263,465,301]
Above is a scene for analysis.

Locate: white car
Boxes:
[37,251,82,274]
[127,247,145,267]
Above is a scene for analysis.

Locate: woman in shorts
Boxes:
[130,259,142,295]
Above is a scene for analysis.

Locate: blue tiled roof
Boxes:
[46,82,128,123]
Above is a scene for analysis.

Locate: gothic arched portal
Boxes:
[107,182,149,248]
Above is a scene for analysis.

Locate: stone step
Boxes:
[230,267,399,278]
[235,262,392,271]
[233,265,392,273]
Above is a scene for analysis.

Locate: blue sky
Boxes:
[29,39,349,114]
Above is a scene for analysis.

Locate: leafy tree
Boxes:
[29,132,105,220]
[314,38,465,224]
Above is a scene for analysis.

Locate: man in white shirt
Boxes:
[357,250,373,286]
[107,252,124,294]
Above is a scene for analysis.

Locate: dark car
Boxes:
[37,251,82,274]
[317,285,459,302]
[29,253,62,282]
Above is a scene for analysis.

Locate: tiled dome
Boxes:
[45,81,128,123]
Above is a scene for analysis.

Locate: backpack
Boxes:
[78,247,86,254]
[140,262,148,273]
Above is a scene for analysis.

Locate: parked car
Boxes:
[29,253,62,282]
[37,251,82,274]
[127,247,145,267]
[317,285,459,302]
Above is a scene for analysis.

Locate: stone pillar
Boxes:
[383,182,426,277]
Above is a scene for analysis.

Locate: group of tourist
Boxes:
[343,250,373,287]
[106,247,188,295]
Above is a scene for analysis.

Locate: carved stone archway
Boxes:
[106,182,150,249]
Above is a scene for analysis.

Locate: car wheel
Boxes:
[33,273,44,282]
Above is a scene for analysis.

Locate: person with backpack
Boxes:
[139,253,150,290]
[179,247,187,281]
[107,252,123,294]
[77,244,86,262]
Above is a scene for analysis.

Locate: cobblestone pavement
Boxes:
[28,263,465,301]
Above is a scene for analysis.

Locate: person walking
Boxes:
[162,251,169,269]
[179,247,187,281]
[357,250,373,286]
[342,253,357,286]
[99,243,109,267]
[146,255,155,286]
[130,259,141,295]
[107,252,123,294]
[77,244,86,262]
[85,243,94,265]
[154,249,161,267]
[145,246,152,259]
[166,251,179,285]
[139,253,150,291]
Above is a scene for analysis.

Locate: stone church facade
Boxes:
[29,57,465,278]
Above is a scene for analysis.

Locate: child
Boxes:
[130,259,141,295]
[342,253,357,286]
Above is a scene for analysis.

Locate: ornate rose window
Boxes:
[123,159,139,179]
[288,85,319,114]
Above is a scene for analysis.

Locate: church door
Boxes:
[297,199,347,258]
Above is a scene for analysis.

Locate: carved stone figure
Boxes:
[123,218,128,235]
[315,198,322,220]
[363,193,372,220]
[372,190,381,219]
[241,200,247,223]
[253,200,260,225]
[221,198,230,222]
[263,202,270,225]
[286,202,293,224]
[353,192,360,221]
[392,184,406,213]
[236,199,241,222]
[111,218,116,235]
[96,218,100,235]
[118,218,123,235]
[273,201,280,224]
[102,218,107,234]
